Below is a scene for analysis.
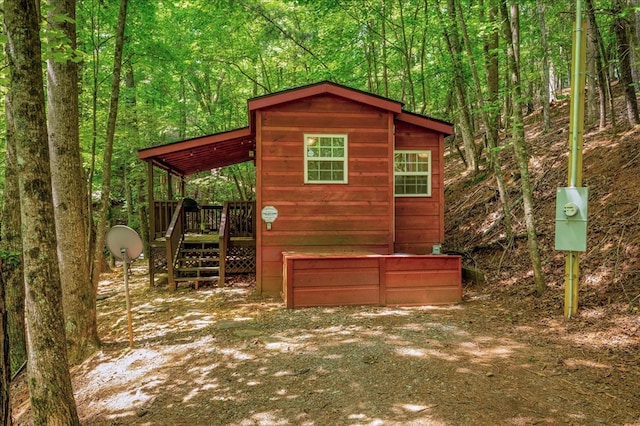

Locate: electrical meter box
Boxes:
[554,187,589,252]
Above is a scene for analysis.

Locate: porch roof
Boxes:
[137,126,255,176]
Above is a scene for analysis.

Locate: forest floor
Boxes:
[11,90,640,425]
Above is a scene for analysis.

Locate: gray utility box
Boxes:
[554,187,589,252]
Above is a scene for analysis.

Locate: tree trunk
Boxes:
[91,0,129,290]
[613,0,640,126]
[436,0,478,171]
[46,0,100,365]
[0,263,12,426]
[458,0,512,240]
[481,0,501,146]
[381,0,389,98]
[500,0,546,296]
[2,87,26,376]
[3,0,80,423]
[537,0,551,132]
[586,0,613,130]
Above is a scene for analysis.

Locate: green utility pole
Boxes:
[555,1,588,319]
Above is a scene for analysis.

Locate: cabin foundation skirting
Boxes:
[282,253,462,308]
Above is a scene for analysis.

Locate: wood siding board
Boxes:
[385,288,462,305]
[394,243,434,255]
[395,201,440,216]
[262,233,391,247]
[292,257,380,270]
[261,111,389,130]
[394,216,441,230]
[292,268,380,287]
[275,217,389,232]
[384,256,461,271]
[273,203,389,216]
[385,270,462,287]
[261,188,390,202]
[293,286,380,307]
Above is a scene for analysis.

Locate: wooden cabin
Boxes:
[138,81,462,307]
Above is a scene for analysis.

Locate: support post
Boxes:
[147,163,155,287]
[564,1,587,318]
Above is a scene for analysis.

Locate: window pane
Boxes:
[305,134,347,183]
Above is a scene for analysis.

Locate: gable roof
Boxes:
[138,81,452,176]
[247,81,403,115]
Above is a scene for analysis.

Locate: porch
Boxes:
[149,199,256,290]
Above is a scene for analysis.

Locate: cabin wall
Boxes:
[393,121,445,254]
[256,94,394,295]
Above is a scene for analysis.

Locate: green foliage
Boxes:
[0,250,21,268]
[0,0,630,215]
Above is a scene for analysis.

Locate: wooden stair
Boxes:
[174,240,221,289]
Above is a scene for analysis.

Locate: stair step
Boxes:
[180,248,220,254]
[173,276,220,282]
[176,266,220,273]
[178,256,220,261]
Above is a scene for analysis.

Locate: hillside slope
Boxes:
[444,88,640,324]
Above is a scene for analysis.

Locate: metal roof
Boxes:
[137,127,255,176]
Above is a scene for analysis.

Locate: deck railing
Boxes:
[155,201,225,237]
[165,199,185,292]
[153,200,178,240]
[227,201,256,238]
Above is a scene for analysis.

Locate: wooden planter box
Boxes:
[282,252,462,308]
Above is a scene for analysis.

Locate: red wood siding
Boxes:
[257,94,394,295]
[394,120,445,254]
[283,253,462,308]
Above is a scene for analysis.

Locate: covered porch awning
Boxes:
[138,126,256,177]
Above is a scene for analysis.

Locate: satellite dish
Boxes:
[105,225,142,349]
[106,225,143,260]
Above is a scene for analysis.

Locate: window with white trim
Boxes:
[394,150,431,196]
[304,134,348,183]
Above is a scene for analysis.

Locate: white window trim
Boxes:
[304,133,348,184]
[394,150,432,197]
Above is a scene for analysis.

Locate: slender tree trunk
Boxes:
[3,0,80,423]
[87,0,101,276]
[613,0,640,126]
[137,179,150,259]
[586,16,599,125]
[481,0,501,147]
[436,0,478,171]
[381,0,389,97]
[586,0,613,130]
[458,0,512,240]
[2,87,26,376]
[537,0,551,132]
[46,0,100,365]
[0,261,10,425]
[396,0,416,109]
[500,0,546,296]
[92,0,129,290]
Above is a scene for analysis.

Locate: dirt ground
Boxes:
[12,264,640,426]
